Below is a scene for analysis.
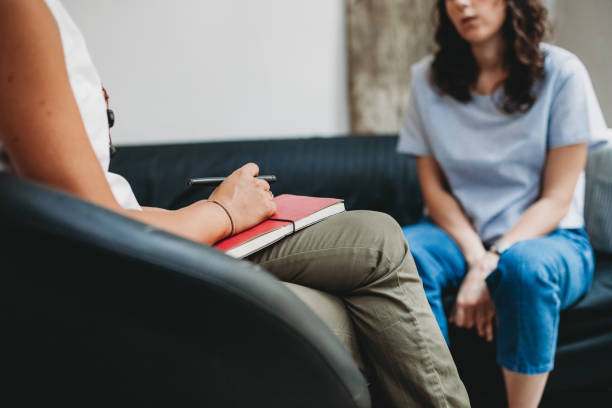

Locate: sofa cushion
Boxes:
[585,140,612,253]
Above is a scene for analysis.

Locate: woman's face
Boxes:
[445,0,507,45]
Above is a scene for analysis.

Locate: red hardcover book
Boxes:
[214,194,345,258]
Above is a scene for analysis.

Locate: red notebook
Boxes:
[214,194,345,258]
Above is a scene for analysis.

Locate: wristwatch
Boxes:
[489,240,511,255]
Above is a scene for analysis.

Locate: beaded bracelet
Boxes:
[206,200,235,237]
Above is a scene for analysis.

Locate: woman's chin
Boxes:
[460,31,499,46]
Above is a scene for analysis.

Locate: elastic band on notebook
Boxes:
[206,200,235,237]
[268,218,296,234]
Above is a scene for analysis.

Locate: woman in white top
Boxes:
[0,1,471,406]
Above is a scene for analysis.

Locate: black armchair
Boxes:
[0,174,370,408]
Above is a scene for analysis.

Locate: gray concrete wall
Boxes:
[346,0,434,134]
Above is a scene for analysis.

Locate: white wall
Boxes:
[62,0,349,145]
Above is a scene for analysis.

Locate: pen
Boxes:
[188,175,277,187]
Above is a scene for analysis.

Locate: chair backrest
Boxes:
[0,174,369,408]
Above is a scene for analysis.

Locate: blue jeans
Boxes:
[402,219,595,374]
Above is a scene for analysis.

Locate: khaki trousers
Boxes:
[248,211,470,408]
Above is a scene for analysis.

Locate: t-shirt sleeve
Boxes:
[548,57,609,150]
[397,84,432,156]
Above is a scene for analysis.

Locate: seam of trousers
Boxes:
[374,256,414,407]
[392,251,449,408]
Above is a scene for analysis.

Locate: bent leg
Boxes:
[402,220,467,344]
[485,229,594,407]
[485,228,594,375]
[249,211,470,408]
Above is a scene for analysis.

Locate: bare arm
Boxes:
[421,144,588,338]
[496,143,588,246]
[417,156,487,265]
[417,156,496,335]
[0,0,274,245]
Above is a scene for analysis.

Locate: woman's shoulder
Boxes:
[541,43,590,84]
[409,55,436,92]
[411,55,434,77]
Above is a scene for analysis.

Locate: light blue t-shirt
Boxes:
[397,44,609,243]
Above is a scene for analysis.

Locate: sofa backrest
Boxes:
[110,134,611,253]
[585,141,612,253]
[110,135,425,226]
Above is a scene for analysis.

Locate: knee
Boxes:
[351,210,405,246]
[345,210,409,268]
[493,243,557,300]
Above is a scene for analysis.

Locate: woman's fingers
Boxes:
[464,307,475,328]
[485,320,494,342]
[239,162,260,177]
[254,178,270,191]
[449,305,456,324]
[453,304,465,326]
[476,307,486,337]
[474,300,496,341]
[486,301,496,341]
[476,305,495,341]
[453,304,475,328]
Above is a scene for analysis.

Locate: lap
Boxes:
[247,210,405,294]
[402,221,594,306]
[487,229,594,308]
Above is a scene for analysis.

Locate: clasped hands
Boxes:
[449,251,499,342]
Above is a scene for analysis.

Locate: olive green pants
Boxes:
[248,211,470,408]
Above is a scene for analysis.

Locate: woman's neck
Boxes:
[471,32,508,94]
[472,32,506,71]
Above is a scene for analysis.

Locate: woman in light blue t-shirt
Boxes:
[399,0,609,406]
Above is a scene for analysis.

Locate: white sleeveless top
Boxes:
[0,0,141,211]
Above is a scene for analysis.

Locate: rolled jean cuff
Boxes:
[497,356,554,375]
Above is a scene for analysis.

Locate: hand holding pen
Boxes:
[193,164,277,236]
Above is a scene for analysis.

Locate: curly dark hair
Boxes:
[431,0,549,114]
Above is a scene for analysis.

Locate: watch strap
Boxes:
[489,240,511,255]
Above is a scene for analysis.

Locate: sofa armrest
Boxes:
[0,174,369,408]
[585,140,612,253]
